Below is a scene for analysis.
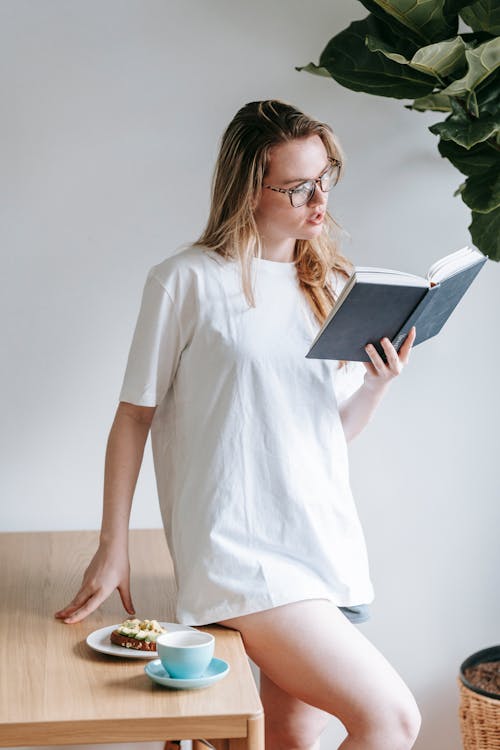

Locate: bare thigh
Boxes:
[218,598,420,739]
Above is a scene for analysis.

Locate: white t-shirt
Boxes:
[119,244,374,625]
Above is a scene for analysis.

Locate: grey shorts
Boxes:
[339,604,371,624]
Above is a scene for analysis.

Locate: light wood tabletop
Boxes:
[0,529,264,749]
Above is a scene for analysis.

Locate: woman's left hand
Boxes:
[363,326,416,389]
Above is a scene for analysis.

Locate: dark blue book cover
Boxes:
[306,252,487,362]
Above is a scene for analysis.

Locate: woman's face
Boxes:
[253,135,331,249]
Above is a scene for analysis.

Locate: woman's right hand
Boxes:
[54,542,135,624]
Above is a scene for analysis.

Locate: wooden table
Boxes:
[0,530,264,749]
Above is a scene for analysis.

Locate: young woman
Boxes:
[56,100,420,749]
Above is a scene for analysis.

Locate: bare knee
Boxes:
[383,696,421,749]
[349,693,421,749]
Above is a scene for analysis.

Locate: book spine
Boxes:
[392,256,487,351]
[392,286,438,350]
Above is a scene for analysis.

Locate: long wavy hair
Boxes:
[194,99,353,337]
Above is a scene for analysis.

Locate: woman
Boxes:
[56,100,420,749]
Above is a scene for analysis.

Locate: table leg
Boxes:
[228,713,265,750]
[195,713,264,750]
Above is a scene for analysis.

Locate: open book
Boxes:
[306,246,487,362]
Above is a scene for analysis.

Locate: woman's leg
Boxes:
[219,599,421,750]
[260,668,330,750]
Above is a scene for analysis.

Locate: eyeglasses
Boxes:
[263,157,341,208]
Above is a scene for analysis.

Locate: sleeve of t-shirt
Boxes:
[118,271,185,407]
[334,360,366,406]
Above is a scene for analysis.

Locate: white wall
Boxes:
[2,2,498,749]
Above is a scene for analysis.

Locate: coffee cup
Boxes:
[156,630,215,679]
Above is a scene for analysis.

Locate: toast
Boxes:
[110,618,167,651]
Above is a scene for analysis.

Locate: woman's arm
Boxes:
[54,401,156,624]
[339,327,416,443]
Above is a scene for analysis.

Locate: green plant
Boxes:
[297,0,500,260]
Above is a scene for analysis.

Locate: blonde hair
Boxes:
[194,99,353,332]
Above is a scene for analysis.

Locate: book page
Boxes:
[427,246,484,282]
[355,268,429,287]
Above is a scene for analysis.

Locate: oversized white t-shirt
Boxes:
[119,244,374,625]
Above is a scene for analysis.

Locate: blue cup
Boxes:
[156,630,215,679]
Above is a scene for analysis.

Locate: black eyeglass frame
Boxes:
[262,157,342,208]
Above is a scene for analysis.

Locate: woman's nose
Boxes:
[308,183,328,207]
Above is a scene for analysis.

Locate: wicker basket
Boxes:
[458,646,500,750]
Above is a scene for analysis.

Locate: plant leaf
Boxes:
[367,35,468,79]
[460,0,500,35]
[462,167,500,212]
[406,93,453,111]
[306,16,436,99]
[365,34,410,65]
[359,0,459,43]
[469,205,500,259]
[460,30,499,48]
[429,112,499,147]
[440,37,500,95]
[445,0,478,12]
[475,72,500,115]
[450,97,469,117]
[410,36,468,77]
[294,62,331,77]
[438,137,500,174]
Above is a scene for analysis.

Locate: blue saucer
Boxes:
[144,657,230,689]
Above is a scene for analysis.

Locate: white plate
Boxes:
[86,622,197,659]
[145,657,230,689]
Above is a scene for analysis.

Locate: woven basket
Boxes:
[458,646,500,750]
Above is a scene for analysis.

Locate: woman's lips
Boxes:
[307,213,324,225]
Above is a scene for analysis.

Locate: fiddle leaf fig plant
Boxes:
[297,0,500,260]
